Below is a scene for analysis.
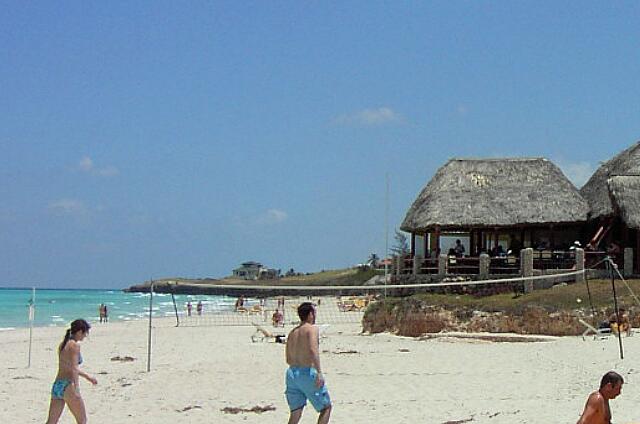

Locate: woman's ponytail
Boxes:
[59,328,72,353]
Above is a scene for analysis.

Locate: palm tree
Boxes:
[367,253,379,268]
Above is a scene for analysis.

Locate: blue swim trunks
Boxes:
[51,379,71,400]
[285,367,331,412]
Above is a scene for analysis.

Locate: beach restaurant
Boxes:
[580,141,640,274]
[398,157,590,276]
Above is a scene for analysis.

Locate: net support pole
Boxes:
[584,270,597,325]
[171,292,179,327]
[607,258,624,360]
[147,280,154,372]
[28,287,35,368]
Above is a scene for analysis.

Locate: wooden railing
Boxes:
[489,256,520,274]
[532,250,575,270]
[446,256,479,275]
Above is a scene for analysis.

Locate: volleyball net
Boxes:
[154,268,589,328]
[170,295,367,327]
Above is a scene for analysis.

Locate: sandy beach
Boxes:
[1,316,639,423]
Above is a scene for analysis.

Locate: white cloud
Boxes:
[78,156,119,177]
[48,198,87,216]
[79,156,94,172]
[335,107,403,126]
[232,208,289,231]
[262,208,288,224]
[555,159,597,188]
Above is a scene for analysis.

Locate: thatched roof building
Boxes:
[580,142,640,228]
[401,158,588,232]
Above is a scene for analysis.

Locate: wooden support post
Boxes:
[410,232,416,258]
[636,230,640,274]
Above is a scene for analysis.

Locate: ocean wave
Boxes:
[0,327,16,331]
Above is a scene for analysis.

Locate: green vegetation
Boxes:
[403,278,640,313]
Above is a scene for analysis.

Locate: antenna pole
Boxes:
[384,173,389,298]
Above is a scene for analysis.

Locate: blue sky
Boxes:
[1,2,640,288]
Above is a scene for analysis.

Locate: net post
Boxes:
[28,287,35,368]
[147,280,154,372]
[171,290,180,327]
[606,257,624,360]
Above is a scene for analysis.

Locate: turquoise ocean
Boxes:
[0,288,233,330]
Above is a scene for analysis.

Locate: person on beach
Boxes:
[576,371,623,424]
[98,304,105,323]
[608,308,631,336]
[235,295,245,311]
[285,302,331,424]
[272,308,284,327]
[46,319,97,424]
[187,301,192,317]
[102,305,108,323]
[197,301,203,316]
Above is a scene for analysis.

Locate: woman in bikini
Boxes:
[46,319,97,424]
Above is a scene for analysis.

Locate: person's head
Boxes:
[599,371,624,399]
[297,302,316,324]
[456,239,461,245]
[59,319,91,352]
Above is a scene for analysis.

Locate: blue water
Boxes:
[0,288,234,329]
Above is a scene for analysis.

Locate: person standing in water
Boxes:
[46,319,97,424]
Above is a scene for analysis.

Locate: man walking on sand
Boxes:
[285,302,331,424]
[576,371,624,424]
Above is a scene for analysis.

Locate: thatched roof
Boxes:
[401,158,589,232]
[580,142,640,222]
[608,175,640,229]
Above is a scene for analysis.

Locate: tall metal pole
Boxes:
[28,287,35,368]
[607,258,624,360]
[384,173,389,299]
[147,280,154,372]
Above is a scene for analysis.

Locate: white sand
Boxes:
[1,318,639,423]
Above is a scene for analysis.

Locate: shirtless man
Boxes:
[576,371,624,424]
[285,302,331,424]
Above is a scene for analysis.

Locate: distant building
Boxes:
[233,261,280,280]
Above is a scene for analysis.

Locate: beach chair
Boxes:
[248,304,263,315]
[317,324,330,339]
[579,319,610,340]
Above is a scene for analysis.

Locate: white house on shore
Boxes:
[232,261,280,280]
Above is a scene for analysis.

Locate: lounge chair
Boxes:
[579,319,610,340]
[248,304,263,315]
